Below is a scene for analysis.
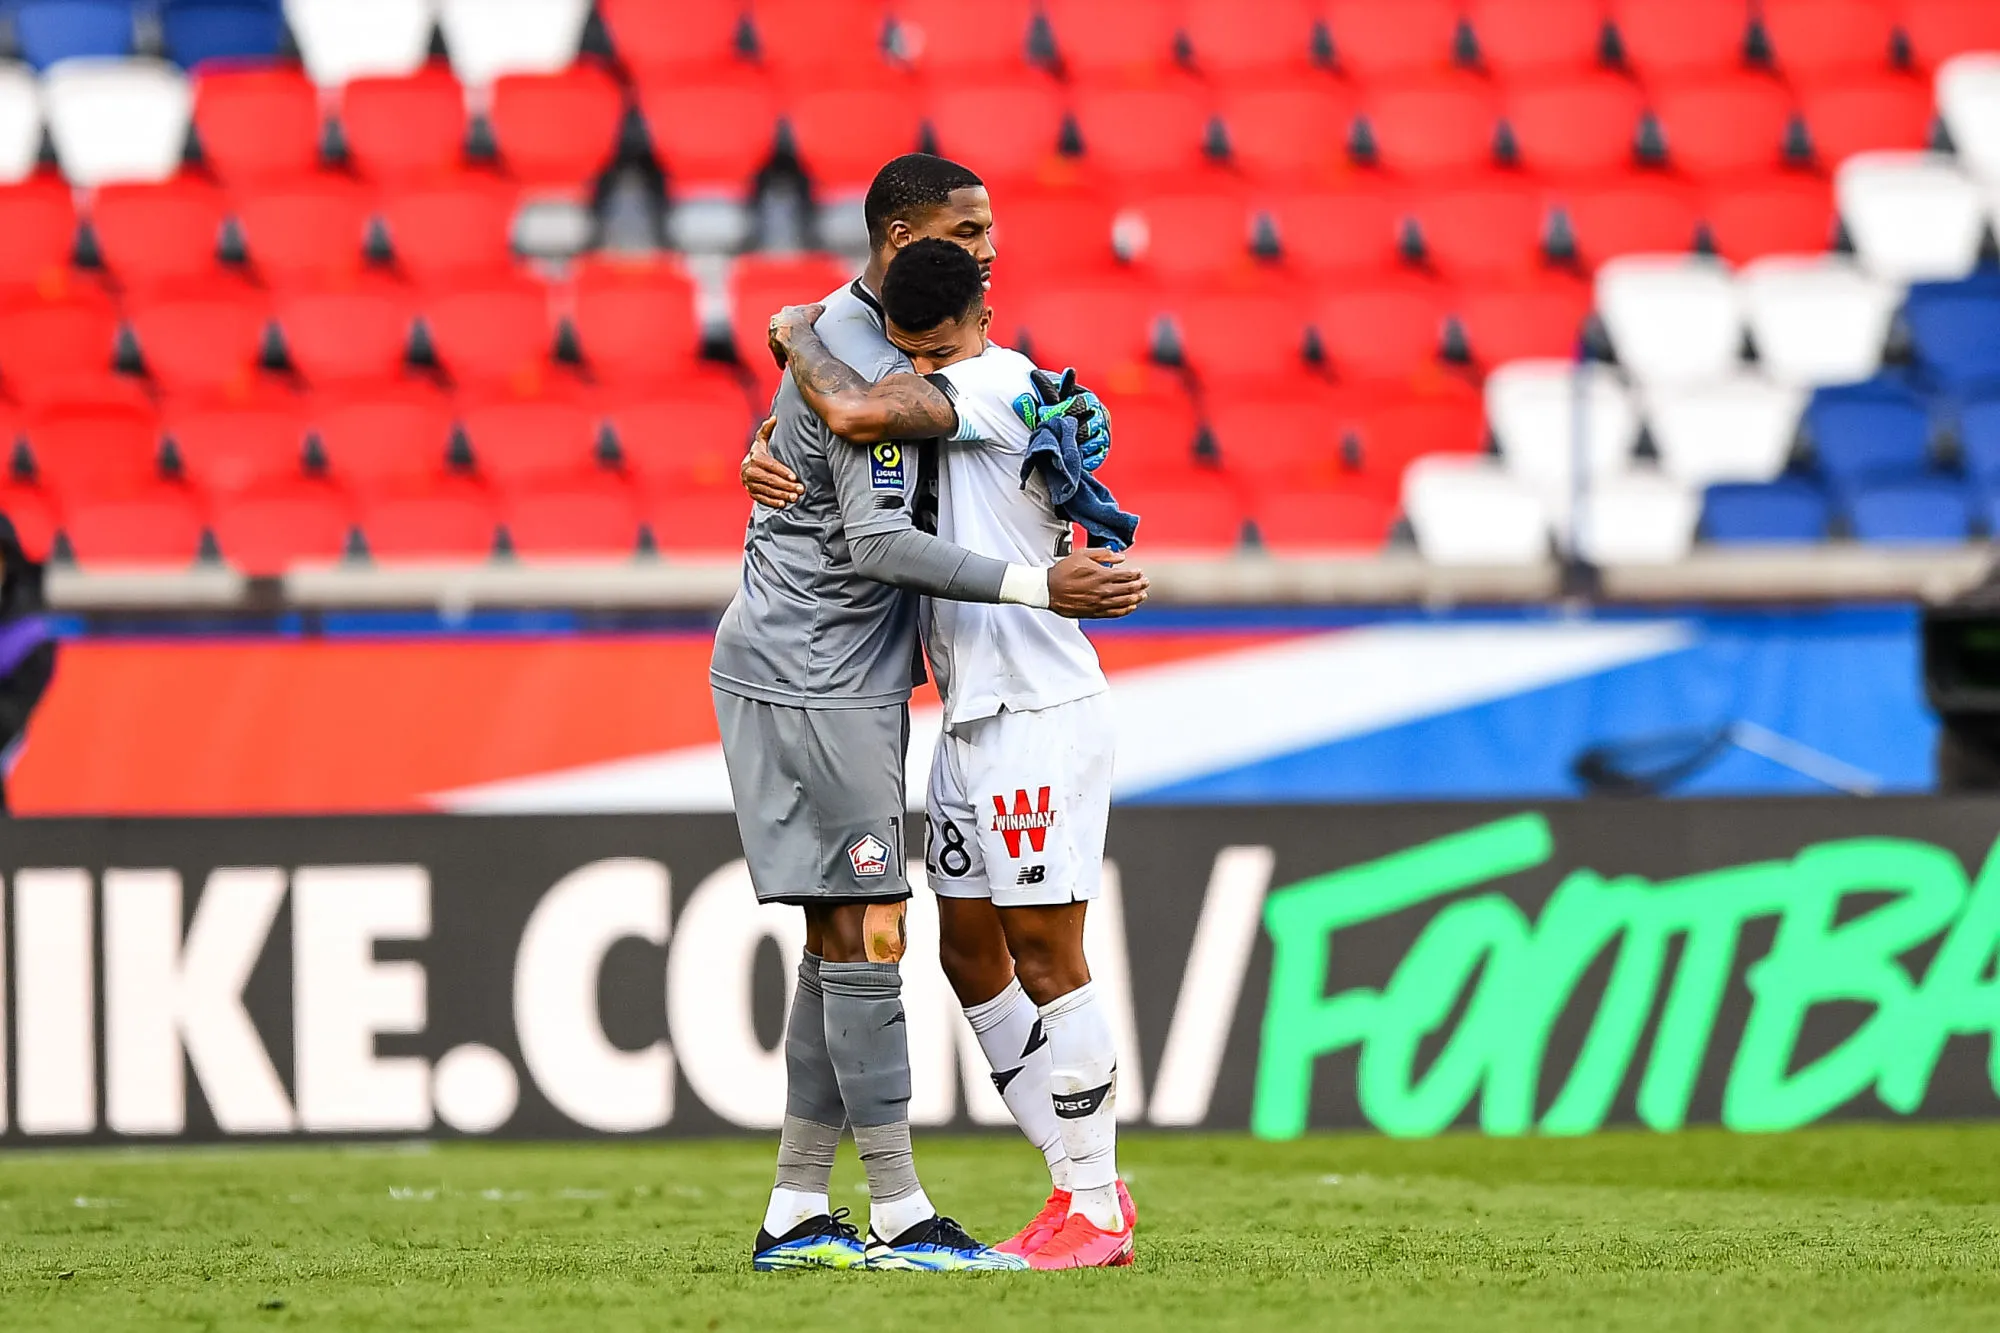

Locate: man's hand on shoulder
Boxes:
[766,302,827,371]
[1047,548,1148,619]
[741,416,804,509]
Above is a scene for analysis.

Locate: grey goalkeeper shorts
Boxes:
[713,688,912,905]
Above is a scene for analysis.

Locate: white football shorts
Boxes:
[924,692,1115,908]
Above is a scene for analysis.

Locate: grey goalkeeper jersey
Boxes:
[710,280,931,710]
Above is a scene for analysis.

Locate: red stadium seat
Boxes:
[1762,0,1899,80]
[786,82,926,196]
[602,378,756,488]
[460,393,601,486]
[1215,83,1356,184]
[1609,0,1751,83]
[1456,274,1594,364]
[890,0,1038,76]
[357,480,500,561]
[1558,176,1701,265]
[1264,186,1405,278]
[1701,176,1835,263]
[209,479,353,572]
[89,176,228,292]
[990,187,1121,281]
[637,72,779,195]
[1255,487,1396,551]
[1113,482,1244,550]
[1184,0,1323,80]
[1121,193,1257,281]
[1799,76,1937,164]
[489,63,627,194]
[1361,77,1502,177]
[1407,176,1548,278]
[1651,77,1797,178]
[276,283,416,386]
[502,477,645,557]
[1167,286,1316,383]
[308,386,455,492]
[192,65,321,186]
[571,256,703,386]
[1466,0,1606,79]
[61,482,206,564]
[339,67,468,185]
[423,276,556,390]
[163,397,308,496]
[599,0,747,79]
[1071,87,1214,183]
[1325,0,1460,80]
[1502,75,1645,178]
[0,291,120,389]
[381,175,517,286]
[125,287,271,395]
[1002,281,1159,387]
[1315,277,1452,381]
[1350,385,1487,477]
[0,179,78,293]
[25,394,161,499]
[728,252,854,371]
[750,0,892,78]
[926,80,1065,188]
[234,175,374,289]
[1204,388,1355,483]
[1901,0,2000,72]
[1093,387,1203,483]
[0,480,59,561]
[638,484,752,553]
[1042,0,1183,80]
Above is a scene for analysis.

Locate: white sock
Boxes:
[965,978,1071,1191]
[1041,981,1122,1232]
[870,1185,936,1243]
[762,1187,827,1236]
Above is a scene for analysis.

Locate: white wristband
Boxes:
[999,563,1051,609]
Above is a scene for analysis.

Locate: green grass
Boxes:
[4,1125,2000,1331]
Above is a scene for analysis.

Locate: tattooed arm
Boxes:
[767,303,958,445]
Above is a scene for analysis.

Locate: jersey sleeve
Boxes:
[827,421,922,540]
[927,354,1035,453]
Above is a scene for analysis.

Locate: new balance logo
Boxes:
[992,1066,1024,1096]
[991,787,1057,857]
[1052,1080,1114,1119]
[1016,865,1046,886]
[1021,1020,1047,1059]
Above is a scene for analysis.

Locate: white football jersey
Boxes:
[924,343,1110,727]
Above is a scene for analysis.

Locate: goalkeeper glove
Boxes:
[1022,367,1113,472]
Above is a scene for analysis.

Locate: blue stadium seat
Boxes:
[1960,398,2000,486]
[1848,478,1975,544]
[1803,381,1932,488]
[12,0,136,69]
[161,0,285,68]
[1701,479,1831,543]
[1904,284,2000,391]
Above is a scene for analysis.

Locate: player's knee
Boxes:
[863,901,907,963]
[1010,940,1089,1007]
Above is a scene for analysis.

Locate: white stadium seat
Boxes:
[1574,470,1699,566]
[1594,255,1742,387]
[1938,53,2000,186]
[1738,256,1898,389]
[1403,456,1552,566]
[439,0,591,87]
[1485,360,1643,498]
[41,58,190,187]
[285,0,438,87]
[1835,152,1989,285]
[1646,374,1805,488]
[0,64,43,185]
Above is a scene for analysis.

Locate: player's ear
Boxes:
[976,303,994,337]
[886,218,914,251]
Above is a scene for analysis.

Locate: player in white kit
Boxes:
[766,238,1138,1269]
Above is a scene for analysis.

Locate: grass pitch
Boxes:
[3,1125,2000,1331]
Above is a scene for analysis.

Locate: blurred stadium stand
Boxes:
[0,0,1992,611]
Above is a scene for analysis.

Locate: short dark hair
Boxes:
[882,239,985,333]
[863,153,983,246]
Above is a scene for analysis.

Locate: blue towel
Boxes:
[1021,414,1140,551]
